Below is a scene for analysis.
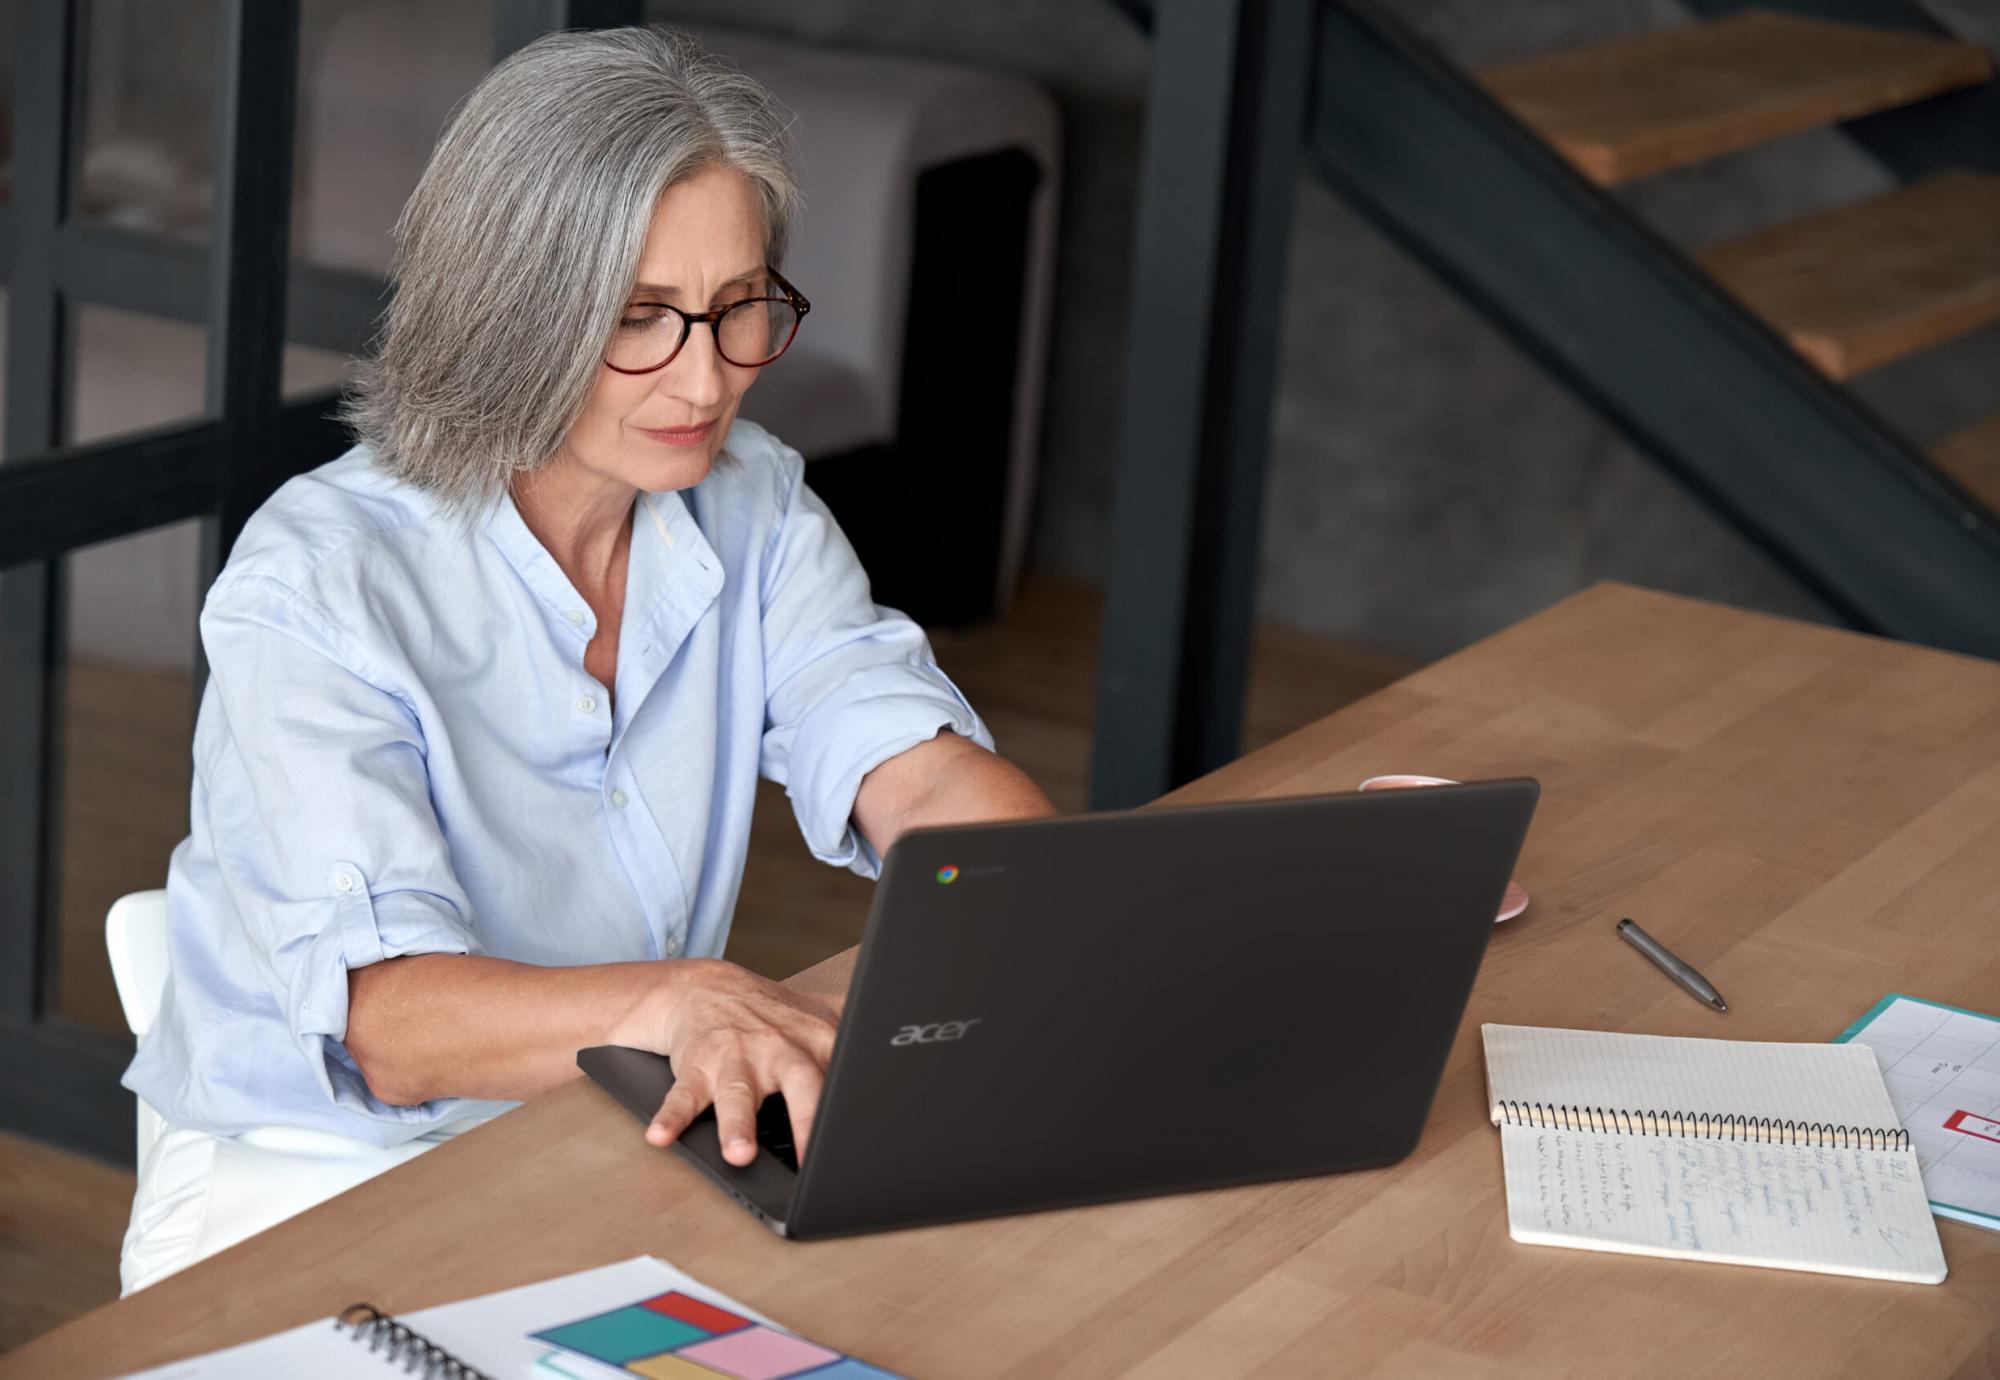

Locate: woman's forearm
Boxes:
[344,952,682,1105]
[854,732,1057,859]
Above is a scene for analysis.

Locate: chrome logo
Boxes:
[935,864,960,885]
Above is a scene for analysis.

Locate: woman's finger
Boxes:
[648,1067,712,1148]
[710,1061,763,1166]
[804,1013,839,1067]
[772,1057,825,1161]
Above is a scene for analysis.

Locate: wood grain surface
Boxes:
[1699,171,2000,380]
[11,583,1999,1379]
[1481,11,1991,186]
[1937,411,2000,520]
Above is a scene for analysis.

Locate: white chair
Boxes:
[108,889,490,1292]
[105,890,173,1168]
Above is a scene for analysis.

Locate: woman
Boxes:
[119,25,1054,1292]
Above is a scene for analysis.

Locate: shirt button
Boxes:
[334,871,356,893]
[665,935,682,957]
[576,694,596,714]
[610,788,628,808]
[565,610,585,627]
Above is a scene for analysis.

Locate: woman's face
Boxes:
[557,163,772,495]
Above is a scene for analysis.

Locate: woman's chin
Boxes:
[629,444,716,493]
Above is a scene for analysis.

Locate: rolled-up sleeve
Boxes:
[756,452,994,878]
[196,572,484,1125]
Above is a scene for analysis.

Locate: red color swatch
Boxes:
[641,1291,751,1335]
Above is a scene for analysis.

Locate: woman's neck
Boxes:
[511,456,636,598]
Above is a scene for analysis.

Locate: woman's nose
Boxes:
[662,324,729,408]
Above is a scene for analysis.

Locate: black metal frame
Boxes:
[0,222,386,357]
[1088,0,1315,809]
[495,0,644,61]
[0,0,635,1165]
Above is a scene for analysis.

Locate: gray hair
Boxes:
[341,25,800,513]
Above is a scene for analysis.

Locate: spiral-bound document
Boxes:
[120,1256,901,1378]
[1481,1024,1947,1283]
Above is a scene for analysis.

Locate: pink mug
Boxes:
[1358,774,1531,922]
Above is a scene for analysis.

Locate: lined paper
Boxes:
[1483,1024,1900,1131]
[1481,1025,1947,1282]
[1501,1124,1946,1283]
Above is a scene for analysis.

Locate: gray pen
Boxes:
[1616,918,1728,1012]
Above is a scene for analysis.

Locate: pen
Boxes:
[1616,918,1728,1012]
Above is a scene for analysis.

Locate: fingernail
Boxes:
[728,1137,753,1157]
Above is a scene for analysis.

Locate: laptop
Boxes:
[579,777,1538,1239]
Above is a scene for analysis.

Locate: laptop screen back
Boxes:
[787,779,1538,1238]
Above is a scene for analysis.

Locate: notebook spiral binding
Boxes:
[1496,1102,1912,1150]
[335,1303,494,1380]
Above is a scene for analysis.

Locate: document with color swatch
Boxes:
[1836,993,2000,1233]
[120,1256,901,1378]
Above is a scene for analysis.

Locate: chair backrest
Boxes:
[105,889,171,1040]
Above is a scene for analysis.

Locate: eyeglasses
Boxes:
[602,268,810,374]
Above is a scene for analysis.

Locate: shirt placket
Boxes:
[598,493,724,961]
[599,718,688,959]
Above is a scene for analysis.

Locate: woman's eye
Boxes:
[619,306,670,329]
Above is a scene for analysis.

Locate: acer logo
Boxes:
[890,1019,982,1047]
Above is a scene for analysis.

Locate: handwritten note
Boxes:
[1500,1124,1946,1282]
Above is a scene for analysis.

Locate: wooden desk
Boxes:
[12,583,1999,1378]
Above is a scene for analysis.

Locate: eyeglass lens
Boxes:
[605,291,800,372]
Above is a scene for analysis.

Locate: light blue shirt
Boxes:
[123,419,992,1147]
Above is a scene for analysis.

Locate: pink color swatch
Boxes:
[676,1325,841,1379]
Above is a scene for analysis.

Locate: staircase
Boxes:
[1114,0,2000,656]
[1481,9,2000,502]
[1481,12,1989,185]
[1325,2,2000,651]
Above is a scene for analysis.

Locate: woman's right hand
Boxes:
[616,958,841,1167]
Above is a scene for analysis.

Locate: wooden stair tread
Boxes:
[1481,11,1992,186]
[1696,171,2000,378]
[1935,412,2000,513]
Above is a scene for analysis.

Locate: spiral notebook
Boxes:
[1481,1024,1948,1283]
[120,1256,902,1378]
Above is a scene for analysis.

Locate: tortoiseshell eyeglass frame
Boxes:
[602,267,811,374]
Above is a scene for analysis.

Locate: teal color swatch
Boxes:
[535,1306,708,1363]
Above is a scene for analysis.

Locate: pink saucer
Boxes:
[1359,774,1531,923]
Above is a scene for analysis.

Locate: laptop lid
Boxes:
[783,778,1538,1239]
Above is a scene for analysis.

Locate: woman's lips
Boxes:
[641,420,716,447]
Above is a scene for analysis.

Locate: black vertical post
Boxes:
[1089,0,1313,809]
[494,0,645,63]
[201,0,304,579]
[1,0,83,1025]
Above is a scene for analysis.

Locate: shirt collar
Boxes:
[484,486,594,637]
[623,488,725,650]
[483,482,724,649]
